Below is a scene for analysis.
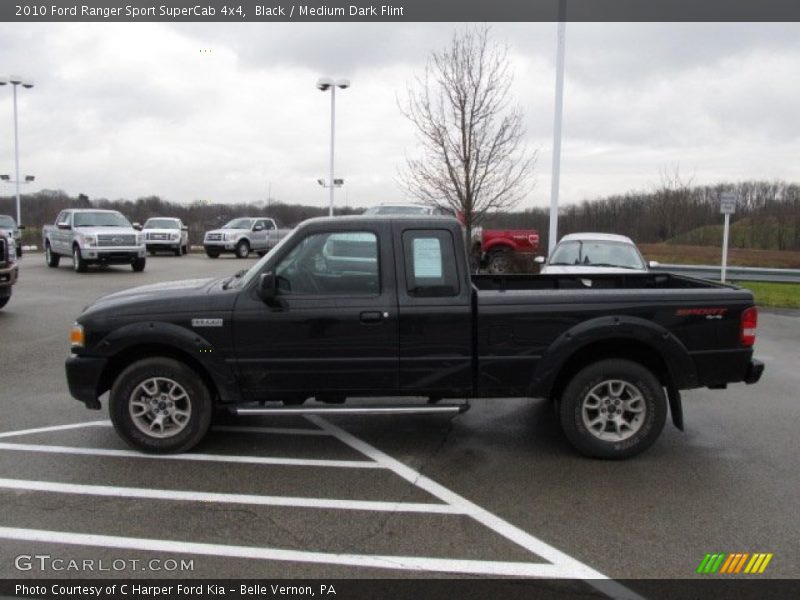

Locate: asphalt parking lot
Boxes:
[0,253,798,591]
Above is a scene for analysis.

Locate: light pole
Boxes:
[316,77,350,217]
[0,75,35,226]
[548,2,566,254]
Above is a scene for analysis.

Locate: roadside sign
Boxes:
[719,193,737,282]
[720,192,737,215]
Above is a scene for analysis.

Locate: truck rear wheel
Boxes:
[558,359,666,459]
[109,357,213,453]
[486,248,513,274]
[46,243,60,267]
[0,296,9,309]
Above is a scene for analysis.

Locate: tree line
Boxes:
[1,178,798,251]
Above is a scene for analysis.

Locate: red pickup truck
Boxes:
[474,227,540,274]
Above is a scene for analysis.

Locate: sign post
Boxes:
[719,192,737,282]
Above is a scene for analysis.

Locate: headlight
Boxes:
[70,322,85,348]
[82,235,97,247]
[171,232,179,240]
[136,234,145,244]
[7,243,16,261]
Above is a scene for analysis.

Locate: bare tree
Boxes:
[399,26,535,245]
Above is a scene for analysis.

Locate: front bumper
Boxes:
[744,358,765,384]
[204,241,237,251]
[0,263,18,289]
[80,245,146,263]
[65,354,108,410]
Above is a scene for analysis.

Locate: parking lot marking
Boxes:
[307,416,644,600]
[0,442,380,469]
[0,420,109,440]
[0,526,574,577]
[0,477,460,514]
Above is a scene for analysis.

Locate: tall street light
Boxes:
[548,2,567,254]
[316,77,350,217]
[0,75,35,226]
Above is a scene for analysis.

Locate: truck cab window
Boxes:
[402,230,460,297]
[274,231,379,296]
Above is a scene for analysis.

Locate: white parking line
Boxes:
[0,420,109,439]
[0,477,460,514]
[0,526,575,577]
[308,416,644,600]
[0,442,380,469]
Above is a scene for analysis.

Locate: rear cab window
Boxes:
[401,229,460,297]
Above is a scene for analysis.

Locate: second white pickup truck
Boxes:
[42,209,147,273]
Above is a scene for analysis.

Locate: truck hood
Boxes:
[81,277,226,318]
[540,265,646,275]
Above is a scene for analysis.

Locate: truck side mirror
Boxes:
[258,272,277,302]
[181,226,188,231]
[57,223,71,230]
[648,260,660,269]
[253,225,264,232]
[133,223,143,231]
[534,256,546,264]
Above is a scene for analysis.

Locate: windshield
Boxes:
[73,212,132,228]
[144,218,180,229]
[364,205,430,215]
[549,240,646,269]
[239,229,298,288]
[223,218,255,229]
[0,215,15,228]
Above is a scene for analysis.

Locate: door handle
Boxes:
[360,311,385,324]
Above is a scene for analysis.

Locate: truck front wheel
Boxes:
[0,296,9,309]
[235,240,250,259]
[558,359,666,459]
[109,357,213,453]
[72,246,88,273]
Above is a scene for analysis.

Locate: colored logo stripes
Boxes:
[697,552,773,574]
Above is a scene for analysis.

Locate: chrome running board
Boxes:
[232,403,470,416]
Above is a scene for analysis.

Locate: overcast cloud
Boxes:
[1,22,799,210]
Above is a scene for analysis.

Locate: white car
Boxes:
[142,217,189,256]
[363,203,445,216]
[538,233,657,274]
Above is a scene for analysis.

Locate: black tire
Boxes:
[72,245,87,273]
[45,243,60,267]
[132,257,146,272]
[174,246,182,257]
[148,249,155,256]
[235,239,250,259]
[487,248,513,274]
[205,249,220,259]
[109,357,213,453]
[0,296,9,309]
[182,244,188,255]
[16,245,22,257]
[558,359,667,459]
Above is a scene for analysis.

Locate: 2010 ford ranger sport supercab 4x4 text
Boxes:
[65,216,764,459]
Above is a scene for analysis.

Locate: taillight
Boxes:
[740,307,757,347]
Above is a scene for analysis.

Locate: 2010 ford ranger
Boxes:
[65,216,764,458]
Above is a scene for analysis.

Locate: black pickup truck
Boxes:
[66,216,764,459]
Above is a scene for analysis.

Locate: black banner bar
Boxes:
[3,0,800,23]
[1,579,799,600]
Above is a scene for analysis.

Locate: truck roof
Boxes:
[559,232,635,244]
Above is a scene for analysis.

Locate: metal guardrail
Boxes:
[652,263,800,284]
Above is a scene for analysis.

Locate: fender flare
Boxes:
[530,315,698,399]
[483,241,516,255]
[97,321,240,403]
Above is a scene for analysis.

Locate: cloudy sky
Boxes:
[1,22,799,210]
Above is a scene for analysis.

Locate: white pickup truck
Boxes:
[203,217,289,259]
[42,209,147,273]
